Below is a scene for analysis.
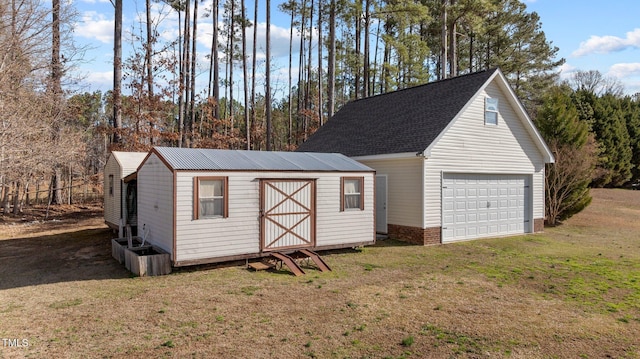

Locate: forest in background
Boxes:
[0,0,639,220]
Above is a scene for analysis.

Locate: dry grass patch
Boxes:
[0,189,639,358]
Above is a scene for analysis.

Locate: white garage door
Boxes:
[442,173,530,243]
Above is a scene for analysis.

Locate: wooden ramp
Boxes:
[297,249,332,272]
[271,252,306,276]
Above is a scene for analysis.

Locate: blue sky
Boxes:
[72,0,640,96]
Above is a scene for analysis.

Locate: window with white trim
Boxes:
[485,97,498,125]
[341,177,364,211]
[195,177,228,219]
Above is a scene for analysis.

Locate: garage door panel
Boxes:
[442,173,530,243]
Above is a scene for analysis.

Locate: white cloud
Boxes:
[607,63,640,78]
[572,28,640,57]
[75,11,114,44]
[78,70,113,92]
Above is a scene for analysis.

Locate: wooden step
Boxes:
[271,252,306,276]
[247,261,274,271]
[298,249,331,272]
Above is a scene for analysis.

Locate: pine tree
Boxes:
[536,86,594,225]
[590,94,633,187]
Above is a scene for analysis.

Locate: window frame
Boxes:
[193,176,229,219]
[108,175,114,196]
[340,177,364,211]
[484,97,499,126]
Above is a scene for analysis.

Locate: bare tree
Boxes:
[570,70,624,97]
[545,140,596,225]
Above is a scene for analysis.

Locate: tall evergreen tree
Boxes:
[621,96,640,183]
[536,86,594,225]
[590,94,633,187]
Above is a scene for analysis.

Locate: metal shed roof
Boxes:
[152,147,374,172]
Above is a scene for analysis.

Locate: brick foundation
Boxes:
[388,224,441,245]
[534,218,544,232]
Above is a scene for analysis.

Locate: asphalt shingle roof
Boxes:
[297,69,497,157]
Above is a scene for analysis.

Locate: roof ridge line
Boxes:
[349,68,497,104]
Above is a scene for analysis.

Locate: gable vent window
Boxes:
[485,97,499,125]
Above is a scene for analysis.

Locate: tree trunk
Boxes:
[354,0,361,99]
[288,5,294,146]
[52,0,63,205]
[440,0,448,80]
[305,0,314,139]
[363,0,370,98]
[265,0,272,151]
[250,0,257,149]
[113,0,123,143]
[213,0,220,121]
[327,0,336,117]
[178,5,185,147]
[184,1,192,147]
[189,0,198,146]
[317,0,323,126]
[241,0,250,150]
[297,0,307,143]
[12,181,20,215]
[2,182,9,215]
[448,0,457,77]
[145,0,155,145]
[145,0,154,96]
[229,0,235,132]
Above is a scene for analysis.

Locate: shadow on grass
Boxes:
[0,227,131,290]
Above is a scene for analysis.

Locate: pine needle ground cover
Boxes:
[0,189,638,358]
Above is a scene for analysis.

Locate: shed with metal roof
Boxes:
[136,147,376,267]
[104,151,148,233]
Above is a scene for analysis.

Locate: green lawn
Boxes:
[0,188,638,358]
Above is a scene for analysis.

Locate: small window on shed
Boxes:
[195,177,228,219]
[485,97,499,125]
[108,175,114,196]
[341,177,364,211]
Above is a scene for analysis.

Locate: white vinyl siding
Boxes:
[424,80,544,229]
[103,152,147,228]
[103,156,122,227]
[173,171,374,263]
[358,158,423,228]
[137,153,174,255]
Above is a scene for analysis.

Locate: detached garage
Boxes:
[136,147,376,266]
[297,68,554,245]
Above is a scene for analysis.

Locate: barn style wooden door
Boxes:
[260,179,316,252]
